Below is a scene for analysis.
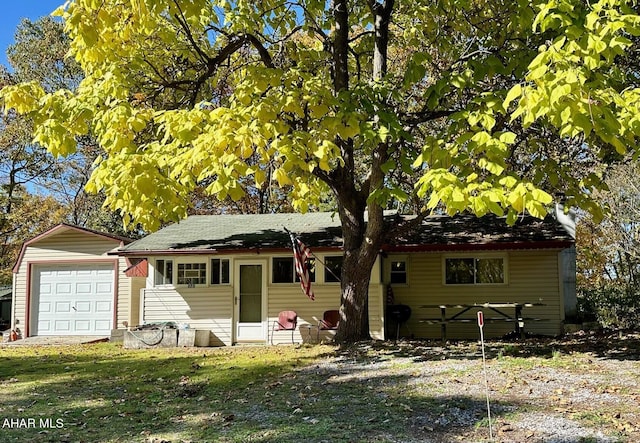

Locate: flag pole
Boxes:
[284,227,341,283]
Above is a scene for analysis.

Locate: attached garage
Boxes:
[11,224,134,339]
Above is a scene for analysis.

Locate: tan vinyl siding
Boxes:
[368,283,384,339]
[267,284,338,344]
[24,231,122,258]
[388,250,564,340]
[266,281,384,344]
[141,287,233,346]
[115,256,130,329]
[12,229,130,337]
[141,253,385,346]
[128,277,146,328]
[267,253,383,344]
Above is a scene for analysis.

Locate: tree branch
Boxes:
[244,34,274,68]
[349,30,374,43]
[331,0,350,92]
[383,211,428,245]
[400,109,457,126]
[171,0,211,65]
[368,0,395,81]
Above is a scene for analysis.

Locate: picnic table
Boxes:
[419,302,545,342]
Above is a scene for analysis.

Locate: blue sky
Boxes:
[0,1,65,67]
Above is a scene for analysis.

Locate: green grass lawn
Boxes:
[0,344,341,443]
[1,337,638,442]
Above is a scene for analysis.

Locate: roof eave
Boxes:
[113,240,573,256]
[383,240,574,253]
[112,245,344,256]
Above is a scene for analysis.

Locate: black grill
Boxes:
[386,304,412,340]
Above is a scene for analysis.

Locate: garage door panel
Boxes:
[55,283,72,295]
[34,264,114,336]
[75,301,91,312]
[74,320,91,332]
[96,282,112,294]
[40,302,51,313]
[95,301,112,312]
[54,320,71,332]
[55,268,73,276]
[94,320,111,333]
[76,283,92,294]
[55,301,72,313]
[38,320,51,332]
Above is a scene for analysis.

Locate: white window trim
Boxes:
[176,261,208,287]
[322,254,343,284]
[271,256,317,284]
[153,258,174,288]
[388,255,409,286]
[211,258,231,285]
[442,253,509,286]
[271,257,296,284]
[152,256,235,288]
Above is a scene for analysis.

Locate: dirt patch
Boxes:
[0,335,109,346]
[303,330,640,442]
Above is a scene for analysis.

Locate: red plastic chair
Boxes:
[317,309,340,341]
[271,310,298,344]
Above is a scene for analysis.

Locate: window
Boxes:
[324,256,342,283]
[211,259,230,284]
[445,258,474,284]
[390,260,407,284]
[476,258,504,284]
[273,257,294,283]
[177,263,207,285]
[445,257,505,285]
[296,258,315,283]
[154,259,173,286]
[272,257,315,283]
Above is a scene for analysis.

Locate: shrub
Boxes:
[577,285,640,329]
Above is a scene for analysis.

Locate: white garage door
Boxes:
[34,264,114,335]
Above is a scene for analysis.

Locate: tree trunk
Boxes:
[334,202,384,343]
[330,0,394,344]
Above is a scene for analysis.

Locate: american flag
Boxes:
[288,231,315,301]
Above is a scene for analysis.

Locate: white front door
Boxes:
[33,263,114,335]
[234,261,266,342]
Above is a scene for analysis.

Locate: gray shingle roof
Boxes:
[389,213,574,250]
[119,211,574,254]
[120,212,343,252]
